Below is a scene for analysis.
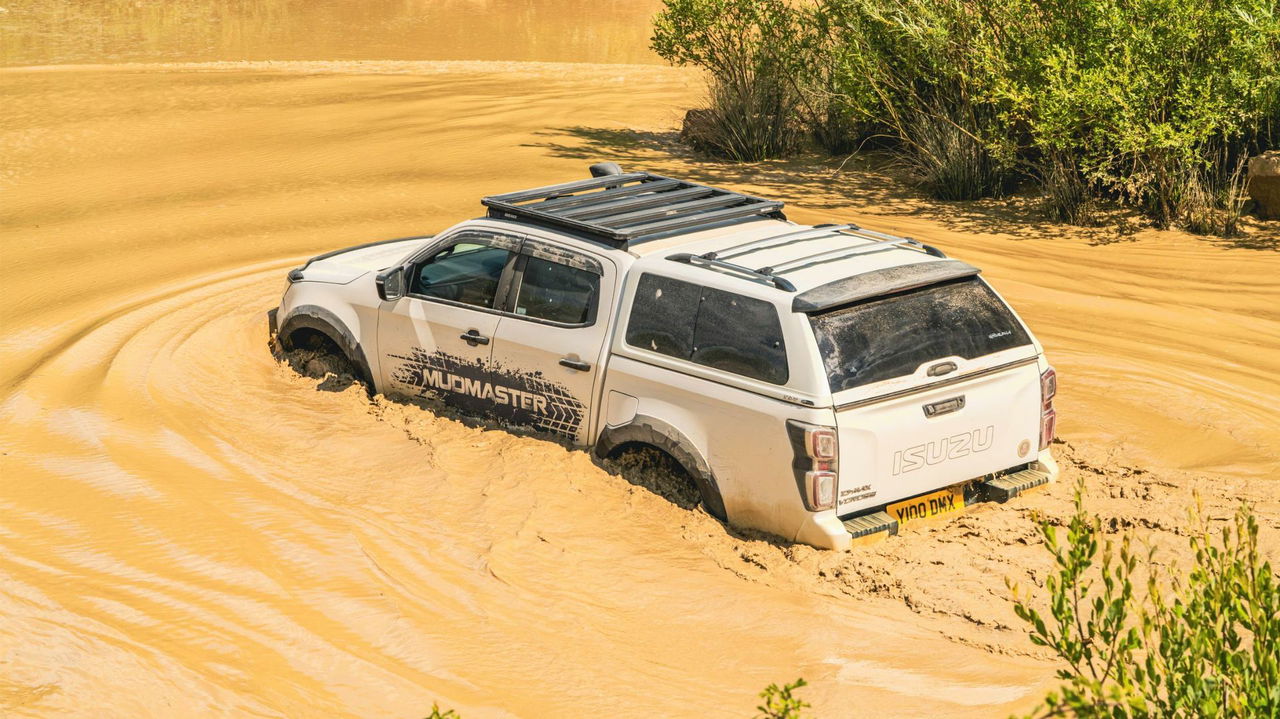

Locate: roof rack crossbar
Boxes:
[531,178,684,212]
[716,224,858,261]
[481,170,784,246]
[601,194,753,228]
[668,253,797,292]
[487,172,649,205]
[615,201,784,238]
[562,186,714,220]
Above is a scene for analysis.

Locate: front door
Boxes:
[488,239,615,444]
[377,233,519,417]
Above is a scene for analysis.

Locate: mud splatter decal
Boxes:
[389,348,586,438]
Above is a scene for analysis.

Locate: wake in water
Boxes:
[2,61,1276,718]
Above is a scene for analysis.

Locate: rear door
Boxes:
[487,239,615,444]
[808,277,1043,514]
[377,232,519,416]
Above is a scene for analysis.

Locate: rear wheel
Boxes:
[606,443,703,511]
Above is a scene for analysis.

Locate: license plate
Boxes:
[887,486,965,525]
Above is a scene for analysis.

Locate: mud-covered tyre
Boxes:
[595,418,728,521]
[276,307,377,392]
[608,445,704,511]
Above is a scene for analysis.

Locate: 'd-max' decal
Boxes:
[389,348,585,438]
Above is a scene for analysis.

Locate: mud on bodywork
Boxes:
[389,347,586,438]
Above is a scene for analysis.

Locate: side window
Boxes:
[691,287,788,384]
[410,241,511,309]
[625,273,699,358]
[625,273,789,385]
[515,257,600,325]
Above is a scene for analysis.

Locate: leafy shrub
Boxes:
[652,0,1280,234]
[1040,153,1099,226]
[892,107,1007,201]
[756,678,811,719]
[652,0,804,161]
[424,704,460,719]
[1012,483,1280,718]
[815,0,1016,199]
[984,0,1280,234]
[419,683,811,718]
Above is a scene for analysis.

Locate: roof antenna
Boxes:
[589,162,624,177]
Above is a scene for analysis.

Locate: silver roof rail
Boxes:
[666,223,946,292]
[667,253,798,292]
[764,235,945,276]
[714,223,859,261]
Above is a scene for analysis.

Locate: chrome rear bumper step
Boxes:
[979,467,1052,503]
[842,511,898,540]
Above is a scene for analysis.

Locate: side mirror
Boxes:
[375,266,407,301]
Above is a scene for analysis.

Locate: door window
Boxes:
[514,256,600,325]
[410,241,512,309]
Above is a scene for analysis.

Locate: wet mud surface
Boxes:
[2,55,1278,718]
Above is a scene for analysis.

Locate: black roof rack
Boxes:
[482,171,785,246]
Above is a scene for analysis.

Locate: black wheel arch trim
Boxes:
[277,305,376,391]
[594,415,727,521]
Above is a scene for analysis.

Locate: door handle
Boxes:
[460,330,490,346]
[559,357,591,372]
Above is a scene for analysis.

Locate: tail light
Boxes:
[787,421,838,511]
[806,470,837,509]
[807,426,837,465]
[1040,367,1057,450]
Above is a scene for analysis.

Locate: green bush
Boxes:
[419,682,810,718]
[756,678,811,719]
[814,0,1018,199]
[1012,483,1280,718]
[652,0,1280,233]
[983,0,1280,232]
[652,0,804,161]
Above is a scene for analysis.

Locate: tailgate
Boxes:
[833,359,1043,514]
[803,274,1044,515]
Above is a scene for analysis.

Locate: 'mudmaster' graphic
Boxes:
[389,347,585,438]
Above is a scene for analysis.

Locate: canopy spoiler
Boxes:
[791,259,981,313]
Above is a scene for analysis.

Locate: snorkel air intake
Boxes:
[589,161,624,177]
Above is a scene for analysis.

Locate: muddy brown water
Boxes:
[0,0,665,67]
[2,3,1279,718]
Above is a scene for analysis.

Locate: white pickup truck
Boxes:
[271,165,1058,549]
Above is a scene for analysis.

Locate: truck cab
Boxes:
[273,166,1059,550]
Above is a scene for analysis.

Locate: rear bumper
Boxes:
[798,449,1060,551]
[980,450,1058,502]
